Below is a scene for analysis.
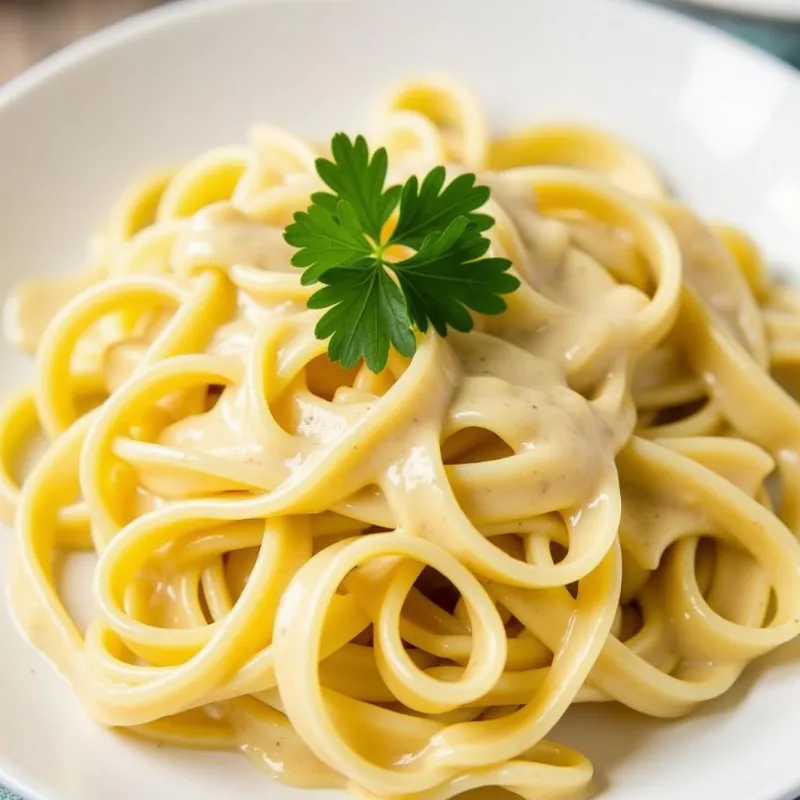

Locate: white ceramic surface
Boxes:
[2,0,800,798]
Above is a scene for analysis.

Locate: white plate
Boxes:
[2,1,800,798]
[672,0,800,20]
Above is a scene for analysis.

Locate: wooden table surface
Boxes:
[0,0,165,84]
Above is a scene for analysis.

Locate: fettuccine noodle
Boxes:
[4,75,800,799]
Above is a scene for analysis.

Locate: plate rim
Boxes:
[3,0,800,117]
[1,1,800,800]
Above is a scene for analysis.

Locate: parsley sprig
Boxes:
[284,133,520,372]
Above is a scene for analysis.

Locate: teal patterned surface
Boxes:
[1,3,799,800]
[678,5,800,66]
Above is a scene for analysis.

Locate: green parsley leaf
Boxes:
[284,199,372,285]
[390,167,493,249]
[394,217,520,336]
[313,133,402,242]
[283,133,520,372]
[309,260,416,372]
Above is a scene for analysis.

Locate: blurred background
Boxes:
[1,0,800,85]
[1,0,164,83]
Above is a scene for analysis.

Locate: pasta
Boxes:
[4,73,800,800]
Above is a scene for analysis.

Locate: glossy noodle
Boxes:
[4,75,800,799]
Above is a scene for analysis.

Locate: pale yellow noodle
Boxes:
[3,75,800,800]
